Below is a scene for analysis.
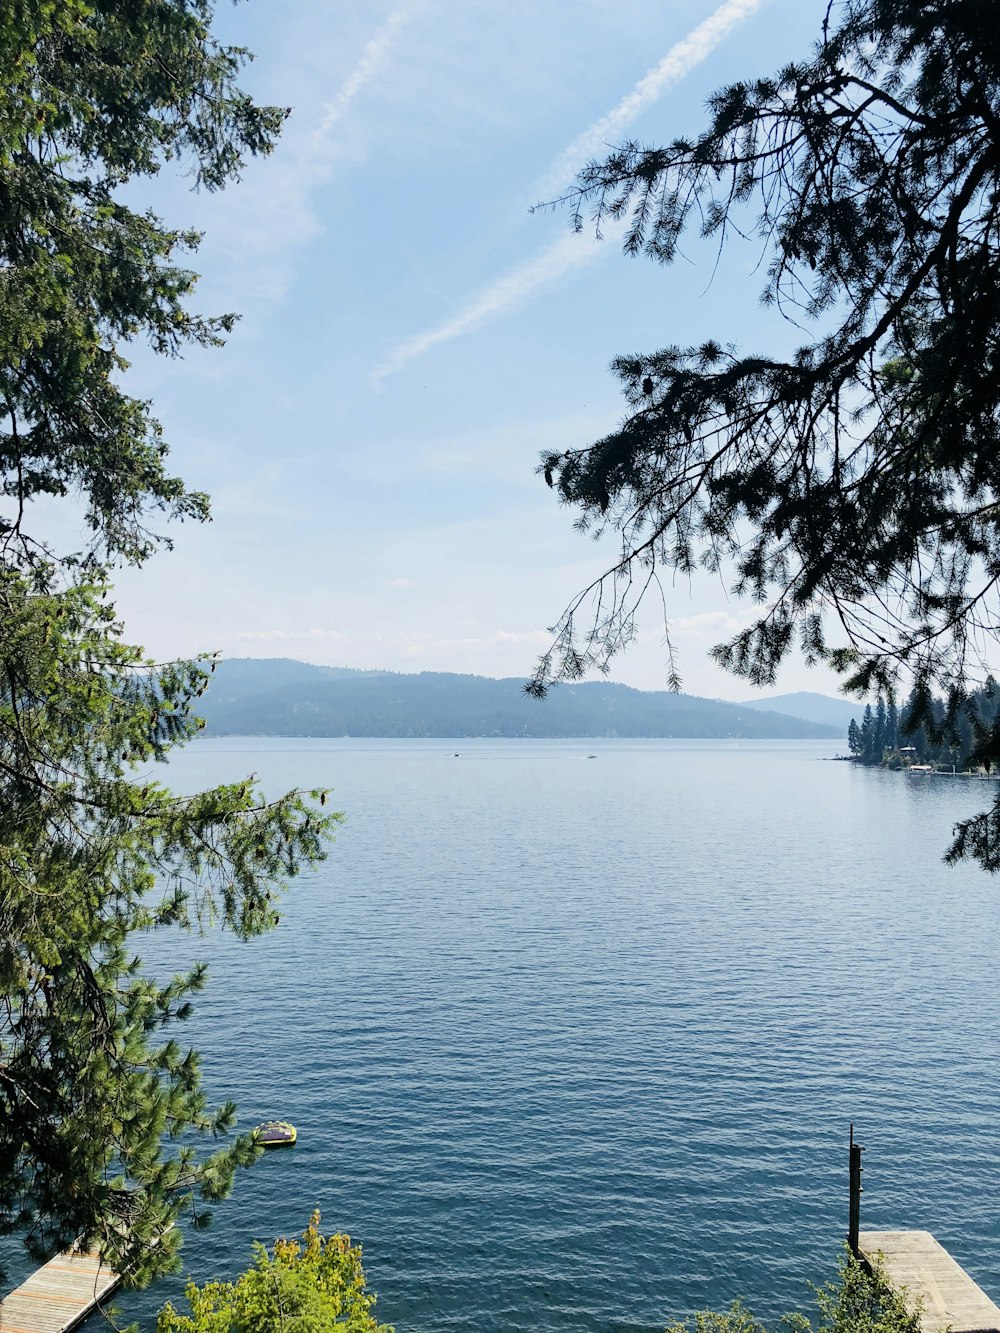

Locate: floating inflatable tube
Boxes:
[253,1120,297,1147]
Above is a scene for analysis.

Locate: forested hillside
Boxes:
[198,659,841,739]
[848,684,1000,769]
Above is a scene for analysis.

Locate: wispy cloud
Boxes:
[311,5,418,155]
[373,0,765,381]
[236,629,348,642]
[233,627,551,653]
[534,0,766,202]
[209,3,421,301]
[372,229,609,384]
[670,609,753,638]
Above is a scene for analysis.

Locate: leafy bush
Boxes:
[800,1251,921,1333]
[666,1300,770,1333]
[156,1212,391,1333]
[666,1253,919,1333]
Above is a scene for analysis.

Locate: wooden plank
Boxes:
[860,1230,1000,1333]
[0,1247,121,1333]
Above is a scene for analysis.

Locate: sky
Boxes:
[98,0,850,701]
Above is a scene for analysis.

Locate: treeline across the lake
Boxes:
[199,658,841,739]
[848,682,1000,770]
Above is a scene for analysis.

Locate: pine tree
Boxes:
[860,705,875,765]
[530,0,1000,868]
[885,701,899,754]
[1,0,337,1288]
[847,718,861,756]
[873,700,887,763]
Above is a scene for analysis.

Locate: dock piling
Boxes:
[849,1123,864,1259]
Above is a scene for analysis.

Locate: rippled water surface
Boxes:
[52,740,1000,1328]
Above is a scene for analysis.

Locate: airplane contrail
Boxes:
[372,230,612,385]
[534,0,766,201]
[373,0,766,384]
[314,3,419,146]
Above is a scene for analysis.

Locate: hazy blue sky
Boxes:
[100,0,847,700]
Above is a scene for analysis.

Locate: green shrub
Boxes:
[666,1300,769,1333]
[156,1212,391,1333]
[665,1253,919,1333]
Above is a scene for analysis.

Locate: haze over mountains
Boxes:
[197,659,847,740]
[738,691,861,730]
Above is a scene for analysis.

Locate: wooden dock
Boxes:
[859,1231,1000,1333]
[0,1247,120,1333]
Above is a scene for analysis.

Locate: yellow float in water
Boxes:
[253,1120,297,1148]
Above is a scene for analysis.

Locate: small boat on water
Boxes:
[253,1120,297,1148]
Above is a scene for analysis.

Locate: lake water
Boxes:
[25,739,1000,1330]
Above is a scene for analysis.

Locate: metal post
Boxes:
[848,1123,863,1259]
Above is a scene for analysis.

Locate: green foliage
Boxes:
[531,1,1000,869]
[666,1253,919,1333]
[156,1212,391,1333]
[0,0,339,1291]
[0,0,286,568]
[847,719,862,756]
[847,679,1000,788]
[850,702,899,766]
[666,1301,769,1333]
[0,570,343,1285]
[894,676,1000,867]
[791,1252,921,1333]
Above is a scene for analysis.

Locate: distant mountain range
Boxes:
[196,659,847,740]
[738,690,862,730]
